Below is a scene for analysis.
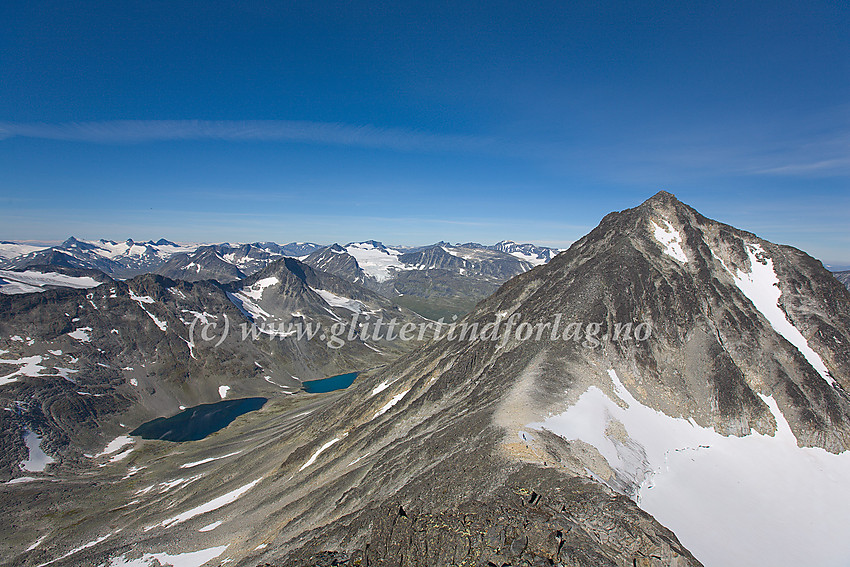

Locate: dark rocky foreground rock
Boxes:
[274,469,698,567]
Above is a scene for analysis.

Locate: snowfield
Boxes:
[650,219,688,263]
[0,269,102,295]
[531,369,850,567]
[0,355,47,385]
[727,243,833,385]
[105,545,229,567]
[373,389,410,419]
[94,436,134,458]
[0,242,48,259]
[311,288,365,313]
[240,276,279,300]
[344,242,405,282]
[299,437,341,472]
[148,478,263,530]
[227,290,271,320]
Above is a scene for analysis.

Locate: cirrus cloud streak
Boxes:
[0,119,500,154]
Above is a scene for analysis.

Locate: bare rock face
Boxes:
[155,245,248,283]
[277,470,700,567]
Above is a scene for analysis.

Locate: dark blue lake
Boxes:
[130,397,267,442]
[302,372,359,393]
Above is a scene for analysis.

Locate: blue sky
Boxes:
[1,1,848,264]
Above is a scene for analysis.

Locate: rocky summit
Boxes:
[1,192,849,567]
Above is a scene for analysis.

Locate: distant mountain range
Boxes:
[0,238,563,319]
[301,240,554,318]
[0,238,325,280]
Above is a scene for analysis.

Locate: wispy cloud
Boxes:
[555,106,850,183]
[0,119,500,154]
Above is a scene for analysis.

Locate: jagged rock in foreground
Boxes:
[278,468,697,567]
[4,192,849,567]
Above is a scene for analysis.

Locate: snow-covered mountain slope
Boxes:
[343,241,407,282]
[155,245,248,283]
[836,270,850,291]
[492,240,561,265]
[0,242,49,260]
[0,269,106,295]
[1,239,323,282]
[5,238,197,278]
[533,368,850,567]
[303,241,546,318]
[224,256,423,346]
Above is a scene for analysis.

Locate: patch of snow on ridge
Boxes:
[226,291,271,321]
[94,436,134,457]
[345,242,404,282]
[531,368,850,567]
[145,310,168,331]
[68,327,92,342]
[371,380,391,397]
[128,289,155,304]
[180,451,242,469]
[241,276,279,300]
[104,545,229,567]
[650,219,688,263]
[219,385,230,399]
[311,288,365,313]
[299,438,341,471]
[149,479,262,529]
[729,243,832,385]
[0,355,47,385]
[373,389,410,419]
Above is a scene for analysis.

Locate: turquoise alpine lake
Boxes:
[302,372,359,393]
[130,397,267,442]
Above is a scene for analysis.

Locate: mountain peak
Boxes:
[647,189,677,202]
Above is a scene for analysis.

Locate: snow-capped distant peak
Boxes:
[344,242,404,282]
[0,242,49,260]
